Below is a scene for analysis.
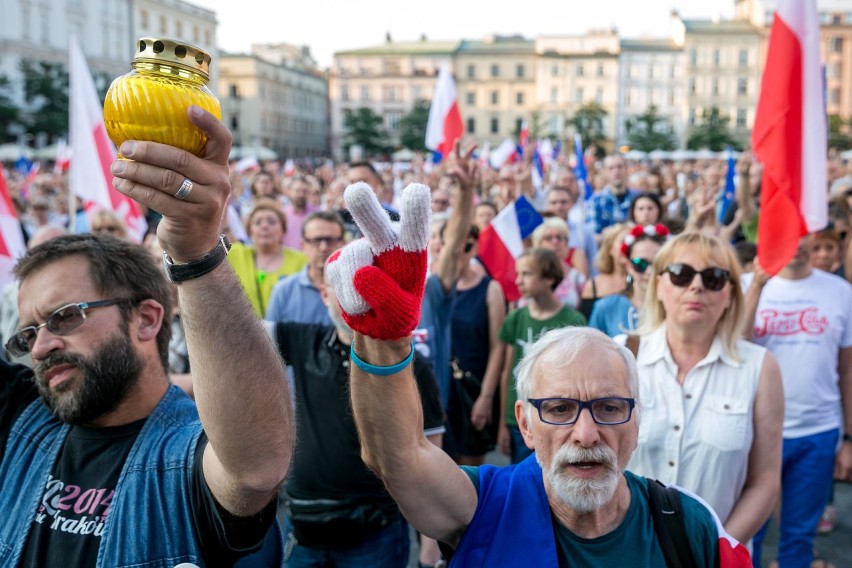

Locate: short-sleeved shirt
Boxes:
[273,322,445,502]
[499,306,586,427]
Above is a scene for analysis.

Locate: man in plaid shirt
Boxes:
[585,154,639,238]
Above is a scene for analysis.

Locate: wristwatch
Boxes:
[163,234,231,283]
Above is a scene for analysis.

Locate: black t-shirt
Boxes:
[0,359,276,567]
[275,323,444,503]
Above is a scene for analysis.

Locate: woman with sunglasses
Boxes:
[625,231,783,547]
[588,224,668,337]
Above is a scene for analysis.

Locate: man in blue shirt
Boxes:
[266,211,345,325]
[585,155,639,238]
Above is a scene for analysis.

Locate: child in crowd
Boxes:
[497,248,586,464]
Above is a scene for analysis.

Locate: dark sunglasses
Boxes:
[5,299,129,357]
[630,257,652,273]
[664,263,730,291]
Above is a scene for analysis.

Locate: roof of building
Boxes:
[334,40,461,56]
[620,38,682,52]
[681,18,759,34]
[457,36,535,54]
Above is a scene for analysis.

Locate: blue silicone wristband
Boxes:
[350,342,414,376]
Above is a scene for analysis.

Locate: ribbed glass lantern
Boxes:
[104,37,221,158]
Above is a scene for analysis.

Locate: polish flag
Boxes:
[519,120,530,149]
[752,0,826,275]
[425,63,464,160]
[477,195,543,302]
[489,138,518,170]
[53,139,71,174]
[0,168,27,287]
[69,37,146,242]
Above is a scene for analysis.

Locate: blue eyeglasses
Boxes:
[527,397,636,426]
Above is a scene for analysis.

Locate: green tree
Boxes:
[20,60,69,144]
[566,102,608,157]
[828,114,851,151]
[343,107,391,156]
[686,107,741,151]
[626,105,676,152]
[398,100,430,151]
[0,74,20,143]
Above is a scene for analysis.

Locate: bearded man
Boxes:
[327,181,752,567]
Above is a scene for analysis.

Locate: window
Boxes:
[689,108,696,126]
[649,65,656,79]
[230,116,239,130]
[548,116,560,136]
[339,84,349,101]
[829,37,844,53]
[738,49,748,67]
[490,117,499,134]
[669,89,676,106]
[205,30,212,45]
[712,78,719,96]
[467,64,475,78]
[737,78,748,96]
[229,84,239,98]
[516,92,524,105]
[550,87,558,104]
[140,10,149,28]
[689,78,696,95]
[383,59,401,74]
[413,86,423,100]
[516,118,524,133]
[387,112,401,131]
[736,108,747,128]
[712,49,720,66]
[490,64,500,77]
[595,88,603,104]
[491,90,499,105]
[625,88,632,106]
[689,49,697,65]
[577,63,584,77]
[597,64,604,77]
[360,86,370,101]
[176,21,183,37]
[830,88,841,105]
[669,65,676,79]
[575,87,584,103]
[383,86,398,102]
[193,26,200,43]
[516,64,525,78]
[551,65,559,77]
[466,91,476,105]
[159,15,167,34]
[649,88,657,106]
[467,117,476,134]
[627,65,634,79]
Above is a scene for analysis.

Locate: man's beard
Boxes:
[33,327,144,425]
[538,443,622,513]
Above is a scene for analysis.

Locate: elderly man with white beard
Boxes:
[328,180,754,568]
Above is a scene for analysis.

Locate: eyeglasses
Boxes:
[5,299,130,357]
[463,241,476,253]
[664,263,730,291]
[303,236,344,247]
[630,258,652,274]
[527,397,636,426]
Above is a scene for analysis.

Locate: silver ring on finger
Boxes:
[174,178,193,200]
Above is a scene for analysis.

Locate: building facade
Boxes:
[453,36,536,146]
[328,39,458,160]
[218,45,328,159]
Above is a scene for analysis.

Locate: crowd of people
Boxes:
[0,120,851,568]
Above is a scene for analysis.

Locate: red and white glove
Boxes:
[326,182,431,341]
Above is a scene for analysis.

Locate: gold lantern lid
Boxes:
[132,37,212,80]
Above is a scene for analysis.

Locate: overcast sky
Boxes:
[198,0,736,68]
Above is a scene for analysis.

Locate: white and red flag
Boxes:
[0,168,27,287]
[752,0,826,274]
[69,37,146,242]
[425,63,464,160]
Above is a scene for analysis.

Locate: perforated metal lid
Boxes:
[132,37,211,79]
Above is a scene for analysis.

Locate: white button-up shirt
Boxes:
[624,324,766,524]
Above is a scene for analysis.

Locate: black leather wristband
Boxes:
[163,234,231,284]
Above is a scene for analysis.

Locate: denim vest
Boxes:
[451,456,559,568]
[0,385,283,567]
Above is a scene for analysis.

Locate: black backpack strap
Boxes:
[647,478,697,568]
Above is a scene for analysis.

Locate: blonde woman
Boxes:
[579,223,631,319]
[625,231,783,546]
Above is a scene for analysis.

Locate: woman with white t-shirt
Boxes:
[624,231,784,546]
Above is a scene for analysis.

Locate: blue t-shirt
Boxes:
[589,294,637,338]
[414,275,455,411]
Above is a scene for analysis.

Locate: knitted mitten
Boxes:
[326,181,431,340]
